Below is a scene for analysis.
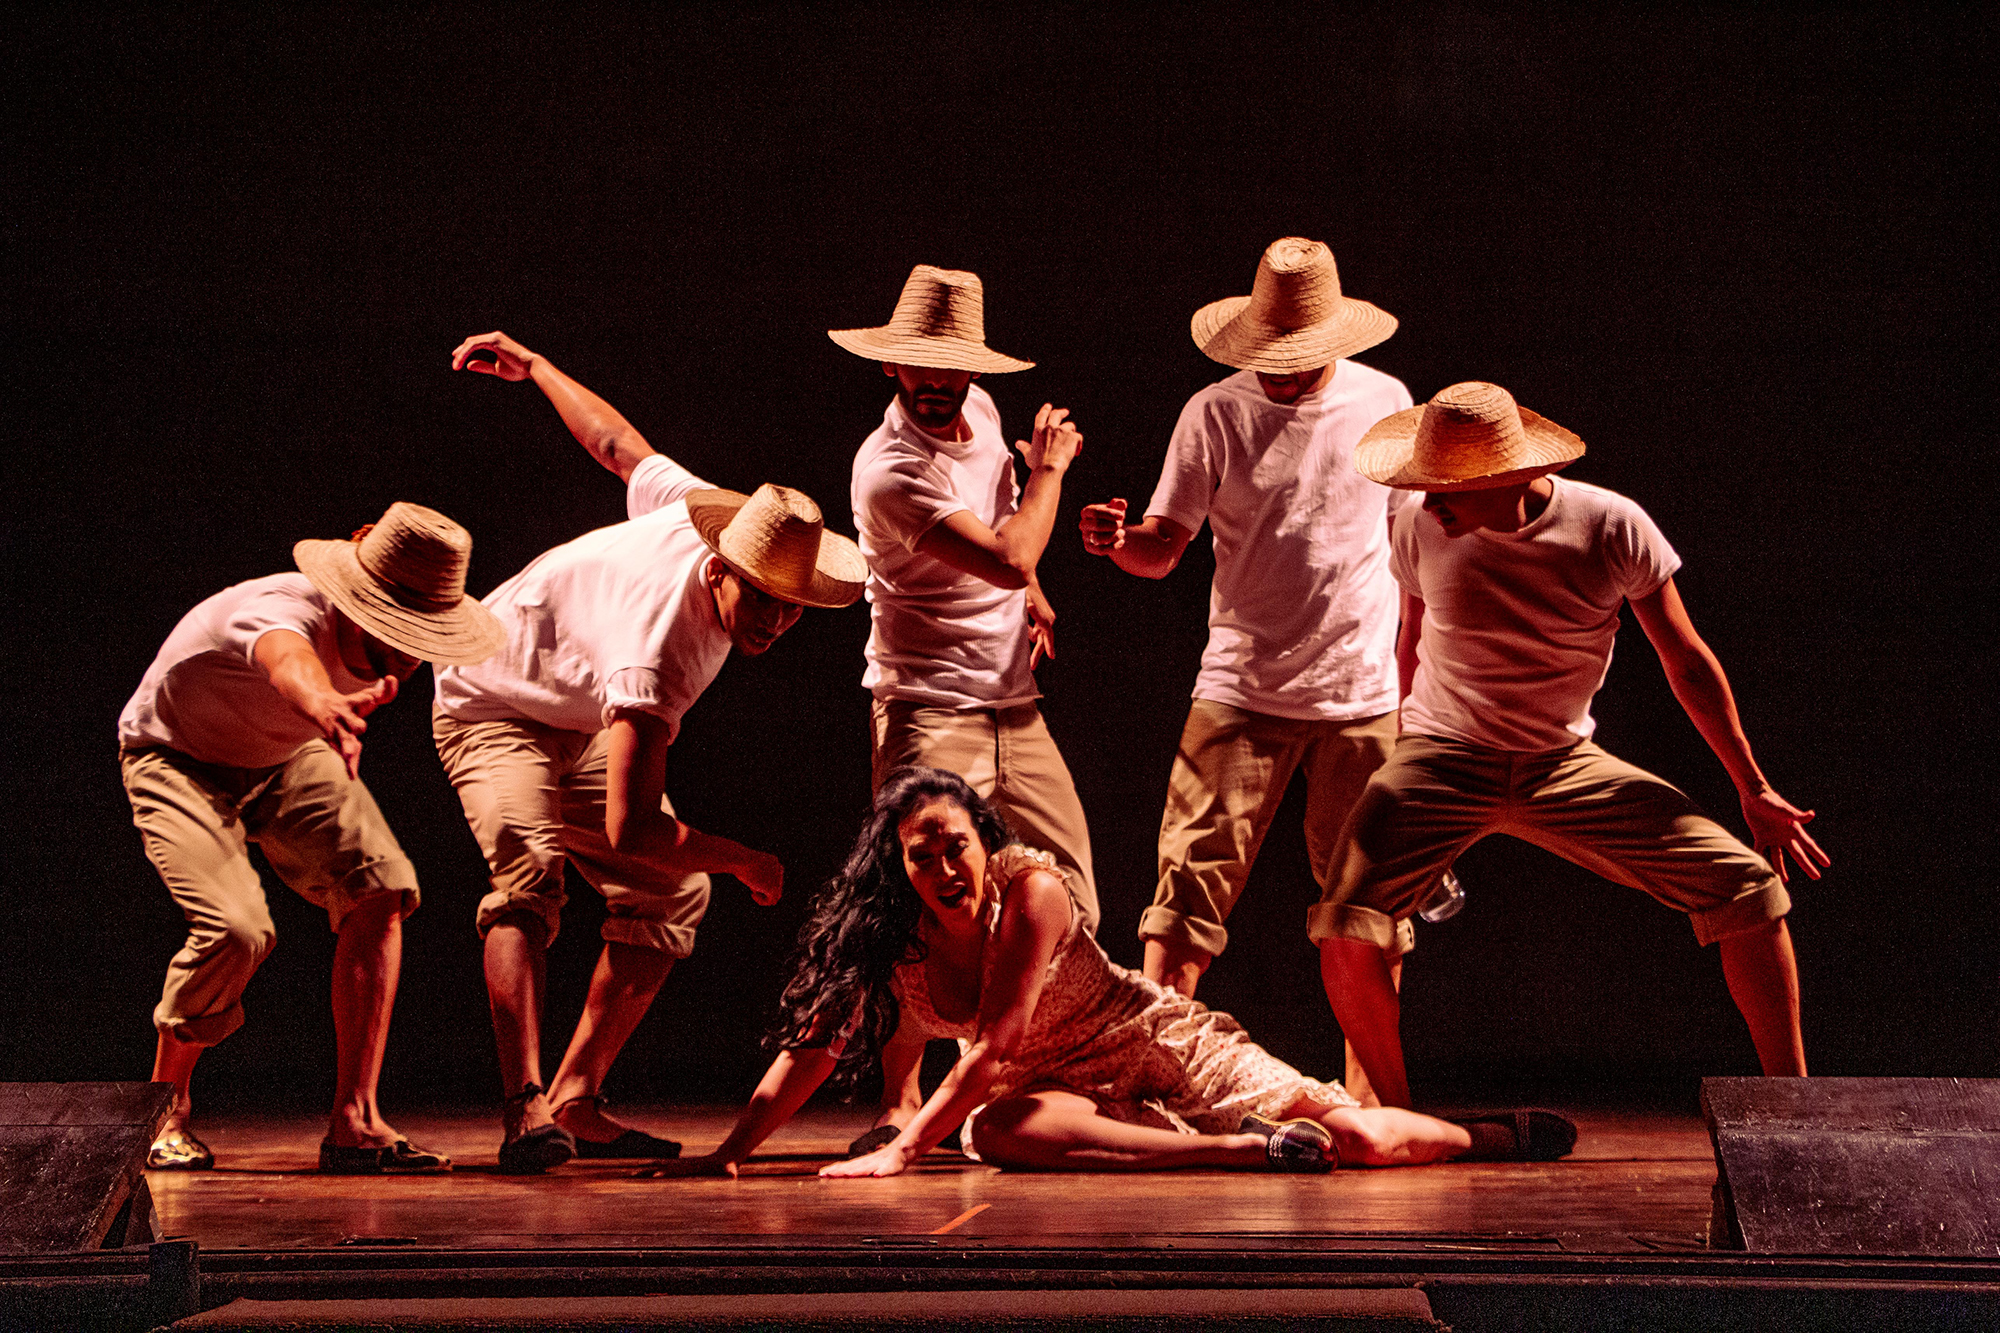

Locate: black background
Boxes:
[7,5,1994,1115]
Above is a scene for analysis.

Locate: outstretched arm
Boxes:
[823,867,1070,1178]
[913,404,1082,590]
[451,331,660,483]
[1077,500,1196,579]
[644,1046,841,1178]
[254,629,398,779]
[1630,578,1829,882]
[604,709,785,903]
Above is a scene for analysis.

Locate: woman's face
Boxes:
[897,796,989,929]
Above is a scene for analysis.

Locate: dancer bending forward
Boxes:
[657,768,1572,1177]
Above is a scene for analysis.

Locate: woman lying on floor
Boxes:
[653,767,1574,1178]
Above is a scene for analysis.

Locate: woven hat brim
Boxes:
[826,328,1034,374]
[1189,295,1398,373]
[684,490,868,610]
[1352,405,1586,492]
[294,540,506,666]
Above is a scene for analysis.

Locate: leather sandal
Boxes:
[1447,1109,1578,1162]
[844,1124,902,1159]
[147,1126,214,1170]
[553,1094,681,1160]
[1239,1113,1335,1174]
[498,1083,576,1174]
[319,1138,452,1174]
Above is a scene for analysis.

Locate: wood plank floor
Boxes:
[146,1103,1719,1253]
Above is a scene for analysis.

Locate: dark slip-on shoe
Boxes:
[844,1124,902,1159]
[572,1128,682,1160]
[1447,1109,1578,1162]
[1240,1113,1336,1174]
[318,1138,453,1175]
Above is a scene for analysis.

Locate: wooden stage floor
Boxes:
[148,1101,1719,1255]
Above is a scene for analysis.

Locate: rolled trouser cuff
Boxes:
[1691,879,1792,946]
[602,901,703,959]
[1137,904,1230,959]
[1305,901,1417,956]
[153,1001,245,1048]
[477,883,565,946]
[324,859,420,933]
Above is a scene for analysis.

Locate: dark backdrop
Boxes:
[7,5,1994,1113]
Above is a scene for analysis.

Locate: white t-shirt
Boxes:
[1145,363,1415,721]
[1393,477,1682,752]
[433,454,731,742]
[118,573,369,768]
[851,385,1036,708]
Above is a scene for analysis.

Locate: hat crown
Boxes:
[886,265,987,349]
[355,502,473,612]
[1412,382,1532,475]
[719,484,826,593]
[1244,237,1344,333]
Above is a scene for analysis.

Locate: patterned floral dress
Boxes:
[890,845,1355,1153]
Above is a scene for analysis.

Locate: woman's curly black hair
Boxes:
[766,766,1013,1088]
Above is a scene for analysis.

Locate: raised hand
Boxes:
[1018,403,1082,472]
[736,848,785,906]
[451,331,538,381]
[1741,788,1830,883]
[1078,498,1127,556]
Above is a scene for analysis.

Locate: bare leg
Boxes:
[150,1033,202,1132]
[327,894,406,1148]
[484,911,554,1136]
[1142,938,1212,998]
[1342,954,1403,1109]
[1718,918,1807,1077]
[548,941,673,1141]
[972,1090,1268,1171]
[1314,1104,1470,1167]
[1319,936,1411,1109]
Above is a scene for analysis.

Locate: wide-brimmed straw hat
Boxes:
[686,484,867,609]
[828,265,1034,374]
[1191,237,1398,373]
[294,502,505,665]
[1355,382,1586,492]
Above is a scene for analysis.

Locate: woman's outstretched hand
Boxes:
[819,1143,908,1178]
[636,1152,738,1180]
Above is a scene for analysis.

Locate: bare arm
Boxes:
[603,710,784,903]
[1396,591,1425,703]
[253,629,398,779]
[912,404,1082,590]
[822,868,1071,1178]
[645,1046,840,1178]
[451,331,659,483]
[1077,499,1196,579]
[1629,578,1829,882]
[871,1024,930,1129]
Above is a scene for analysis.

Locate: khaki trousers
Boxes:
[432,709,711,956]
[1141,700,1408,959]
[1307,734,1792,954]
[121,743,419,1047]
[870,699,1099,935]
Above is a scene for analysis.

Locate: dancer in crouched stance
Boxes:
[655,768,1573,1177]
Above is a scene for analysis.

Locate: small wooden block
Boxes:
[1702,1077,2000,1256]
[0,1081,176,1253]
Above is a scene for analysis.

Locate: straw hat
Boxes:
[1355,382,1586,492]
[686,484,867,609]
[294,502,505,665]
[828,265,1034,374]
[1191,237,1398,373]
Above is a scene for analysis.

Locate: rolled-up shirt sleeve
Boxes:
[628,454,713,520]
